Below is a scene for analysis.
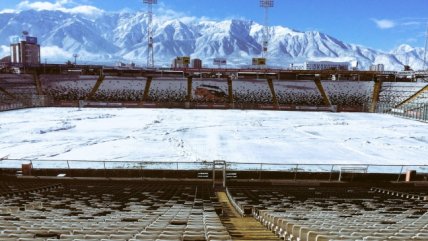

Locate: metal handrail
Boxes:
[1,159,427,183]
[1,158,427,166]
[1,159,427,171]
[377,102,428,123]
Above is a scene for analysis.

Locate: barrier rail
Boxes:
[0,96,48,112]
[0,159,427,177]
[0,103,25,112]
[377,103,428,122]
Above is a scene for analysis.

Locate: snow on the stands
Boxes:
[0,108,427,165]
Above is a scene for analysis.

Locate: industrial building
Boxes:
[10,33,41,65]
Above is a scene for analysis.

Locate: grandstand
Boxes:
[0,67,427,114]
[0,170,428,240]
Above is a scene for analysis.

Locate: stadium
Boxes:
[1,62,428,241]
[1,0,428,239]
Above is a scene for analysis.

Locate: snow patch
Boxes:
[0,108,426,165]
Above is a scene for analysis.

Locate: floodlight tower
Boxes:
[144,0,157,68]
[423,21,428,71]
[73,53,79,65]
[260,0,274,59]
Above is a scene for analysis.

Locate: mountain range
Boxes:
[0,9,426,71]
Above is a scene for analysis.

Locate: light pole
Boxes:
[260,0,274,59]
[423,21,428,71]
[144,0,157,68]
[73,54,79,65]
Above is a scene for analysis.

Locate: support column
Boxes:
[212,162,216,188]
[370,76,382,113]
[267,78,278,107]
[186,76,193,102]
[314,75,331,106]
[143,76,153,102]
[212,160,226,189]
[227,76,234,108]
[86,71,105,101]
[32,72,43,96]
[223,163,226,188]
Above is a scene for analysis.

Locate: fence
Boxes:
[0,159,427,178]
[377,102,428,122]
[0,103,25,112]
[0,95,48,112]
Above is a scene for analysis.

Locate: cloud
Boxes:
[372,19,396,29]
[40,46,73,60]
[0,45,9,58]
[154,2,212,24]
[405,38,418,43]
[0,9,19,14]
[402,21,422,27]
[5,0,103,17]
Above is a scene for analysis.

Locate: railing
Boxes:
[1,159,427,177]
[0,159,214,171]
[0,95,48,112]
[0,103,25,112]
[377,102,428,122]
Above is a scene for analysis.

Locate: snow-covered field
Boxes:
[0,108,427,168]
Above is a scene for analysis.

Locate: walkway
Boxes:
[216,192,281,241]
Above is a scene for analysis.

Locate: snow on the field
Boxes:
[0,108,427,167]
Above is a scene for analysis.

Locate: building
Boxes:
[290,61,350,71]
[370,64,385,72]
[116,62,136,68]
[172,56,190,68]
[10,33,41,65]
[304,61,349,71]
[191,58,202,69]
[289,63,305,70]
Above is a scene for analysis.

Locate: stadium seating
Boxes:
[1,176,428,241]
[0,74,37,107]
[0,179,232,241]
[227,185,428,241]
[379,82,428,106]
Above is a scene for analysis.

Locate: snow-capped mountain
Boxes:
[0,9,426,70]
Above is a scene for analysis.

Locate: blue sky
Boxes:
[1,0,427,51]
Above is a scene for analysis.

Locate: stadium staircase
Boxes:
[217,192,281,241]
